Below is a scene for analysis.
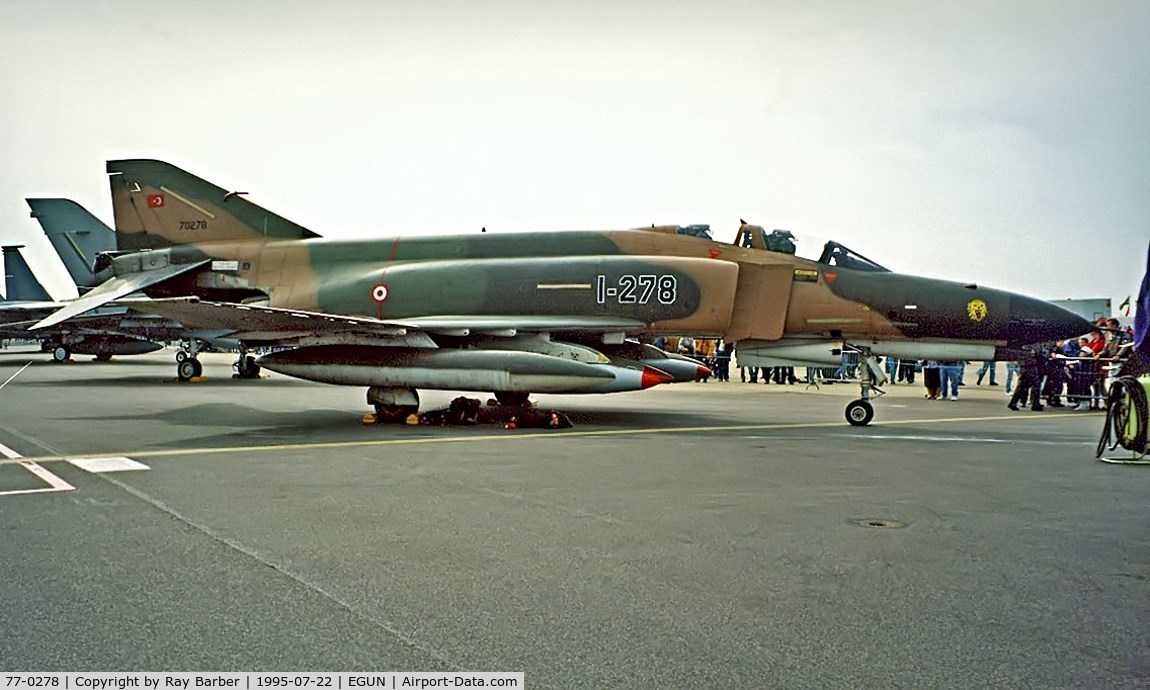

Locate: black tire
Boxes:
[178,359,198,381]
[175,350,188,363]
[52,345,70,363]
[237,355,261,379]
[191,358,203,378]
[373,404,419,423]
[845,400,875,426]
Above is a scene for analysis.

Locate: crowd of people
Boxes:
[1006,318,1131,412]
[657,317,1135,412]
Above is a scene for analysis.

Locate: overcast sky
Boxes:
[1,0,1146,309]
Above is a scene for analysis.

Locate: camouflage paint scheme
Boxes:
[31,159,1089,421]
[97,159,1085,356]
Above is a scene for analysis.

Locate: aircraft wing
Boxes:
[138,299,432,347]
[0,303,184,342]
[137,298,644,344]
[30,260,210,331]
[0,300,64,318]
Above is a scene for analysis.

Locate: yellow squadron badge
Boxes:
[966,299,988,322]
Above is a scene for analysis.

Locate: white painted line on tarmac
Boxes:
[67,456,150,473]
[0,361,34,391]
[0,440,75,496]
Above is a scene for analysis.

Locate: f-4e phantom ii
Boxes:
[33,159,1089,425]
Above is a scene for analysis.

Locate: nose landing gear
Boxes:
[845,347,887,427]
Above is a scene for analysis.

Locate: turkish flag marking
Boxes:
[146,194,165,208]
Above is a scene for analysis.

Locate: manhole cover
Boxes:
[851,518,907,529]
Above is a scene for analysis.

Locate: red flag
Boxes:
[146,194,165,208]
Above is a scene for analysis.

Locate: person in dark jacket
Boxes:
[1008,347,1047,411]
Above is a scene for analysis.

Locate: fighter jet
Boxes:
[33,159,1089,425]
[0,243,163,360]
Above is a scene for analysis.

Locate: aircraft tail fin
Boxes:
[25,198,115,288]
[106,159,320,251]
[3,245,52,302]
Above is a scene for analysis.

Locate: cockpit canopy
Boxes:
[733,224,796,255]
[816,241,889,272]
[732,223,890,271]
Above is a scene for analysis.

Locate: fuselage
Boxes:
[140,227,1087,355]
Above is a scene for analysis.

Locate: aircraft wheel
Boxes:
[236,355,261,379]
[52,345,71,363]
[177,358,200,381]
[494,391,531,407]
[845,400,874,426]
[373,404,419,424]
[175,349,189,363]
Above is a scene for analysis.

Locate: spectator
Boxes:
[1004,361,1019,394]
[939,360,962,400]
[1008,348,1046,411]
[975,361,998,386]
[884,356,899,383]
[897,359,917,384]
[923,360,941,400]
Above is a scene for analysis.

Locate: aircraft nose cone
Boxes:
[1006,294,1092,346]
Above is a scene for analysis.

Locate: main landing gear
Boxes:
[234,352,261,379]
[51,345,71,363]
[177,357,203,381]
[175,340,204,381]
[845,347,887,427]
[367,386,420,423]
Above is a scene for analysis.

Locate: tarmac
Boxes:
[0,347,1147,686]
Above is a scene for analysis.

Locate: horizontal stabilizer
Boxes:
[30,260,208,330]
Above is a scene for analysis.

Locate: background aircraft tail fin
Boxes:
[26,198,115,288]
[106,159,320,251]
[3,245,52,301]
